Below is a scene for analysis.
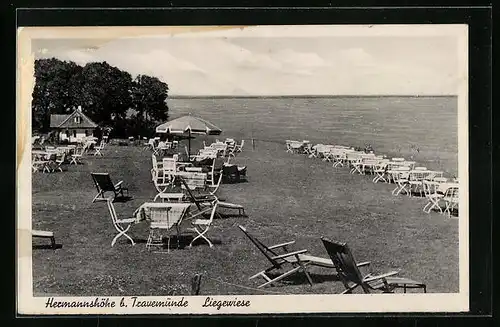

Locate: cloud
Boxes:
[33,34,459,96]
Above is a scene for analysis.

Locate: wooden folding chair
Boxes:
[321,237,426,293]
[91,173,129,202]
[239,225,334,288]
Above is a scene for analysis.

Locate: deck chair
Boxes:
[239,225,334,288]
[180,176,245,217]
[321,237,426,293]
[32,230,57,249]
[99,198,136,247]
[91,173,129,203]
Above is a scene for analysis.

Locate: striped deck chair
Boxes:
[91,173,129,203]
[321,238,426,293]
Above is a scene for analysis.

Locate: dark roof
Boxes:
[50,110,98,129]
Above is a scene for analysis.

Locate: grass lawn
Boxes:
[31,140,459,296]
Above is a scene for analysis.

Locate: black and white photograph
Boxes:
[17,24,469,314]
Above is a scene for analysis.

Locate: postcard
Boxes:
[17,24,469,315]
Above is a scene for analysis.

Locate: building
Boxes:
[50,107,98,142]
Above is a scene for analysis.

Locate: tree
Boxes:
[73,62,134,126]
[32,58,170,138]
[32,58,82,131]
[131,74,169,123]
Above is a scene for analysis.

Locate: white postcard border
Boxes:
[17,24,469,315]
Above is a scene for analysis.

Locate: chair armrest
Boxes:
[363,270,400,283]
[117,217,137,224]
[357,261,371,267]
[114,180,124,187]
[271,249,308,260]
[268,241,296,250]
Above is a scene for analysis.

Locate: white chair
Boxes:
[372,160,389,183]
[422,177,448,213]
[443,186,459,218]
[50,152,66,172]
[187,202,218,248]
[408,169,429,197]
[69,143,89,165]
[32,152,50,173]
[152,156,177,194]
[391,167,411,196]
[234,140,245,152]
[206,158,222,187]
[93,140,105,156]
[100,198,136,247]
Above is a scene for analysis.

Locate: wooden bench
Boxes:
[218,201,245,216]
[32,230,56,249]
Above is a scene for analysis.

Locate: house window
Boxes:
[65,130,70,137]
[74,116,81,124]
[73,130,77,138]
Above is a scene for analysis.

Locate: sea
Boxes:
[168,96,459,176]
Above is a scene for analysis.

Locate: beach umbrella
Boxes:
[155,115,222,157]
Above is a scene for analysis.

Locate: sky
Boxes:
[32,25,462,96]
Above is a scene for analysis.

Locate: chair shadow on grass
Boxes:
[222,179,249,185]
[155,234,223,250]
[216,212,248,219]
[113,196,133,203]
[32,243,63,250]
[114,235,223,249]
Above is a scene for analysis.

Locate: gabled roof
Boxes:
[50,110,98,129]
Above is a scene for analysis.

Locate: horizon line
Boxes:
[169,94,458,98]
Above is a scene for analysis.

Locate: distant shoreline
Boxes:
[169,95,457,99]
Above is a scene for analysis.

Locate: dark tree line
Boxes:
[32,58,169,138]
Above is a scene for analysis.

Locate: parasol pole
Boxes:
[188,129,191,160]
